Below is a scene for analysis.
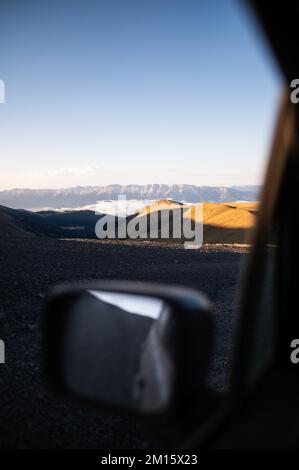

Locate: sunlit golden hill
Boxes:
[137,199,185,217]
[202,202,258,244]
[135,200,259,245]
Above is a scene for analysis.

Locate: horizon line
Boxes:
[0,183,263,192]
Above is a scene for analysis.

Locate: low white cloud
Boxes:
[0,165,102,189]
[30,165,98,178]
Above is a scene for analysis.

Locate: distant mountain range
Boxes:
[0,184,261,210]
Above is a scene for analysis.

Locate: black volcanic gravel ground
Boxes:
[0,237,246,448]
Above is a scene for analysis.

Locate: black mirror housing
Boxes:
[43,281,214,420]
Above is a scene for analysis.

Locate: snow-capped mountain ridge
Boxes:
[0,184,261,210]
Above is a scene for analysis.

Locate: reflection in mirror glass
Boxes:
[88,290,165,319]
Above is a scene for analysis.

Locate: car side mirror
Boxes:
[43,281,214,421]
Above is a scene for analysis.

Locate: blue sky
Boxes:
[0,0,282,190]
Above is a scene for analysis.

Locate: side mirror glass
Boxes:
[44,281,213,418]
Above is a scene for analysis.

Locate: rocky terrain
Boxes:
[0,231,247,448]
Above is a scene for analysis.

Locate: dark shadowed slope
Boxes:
[0,205,104,239]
